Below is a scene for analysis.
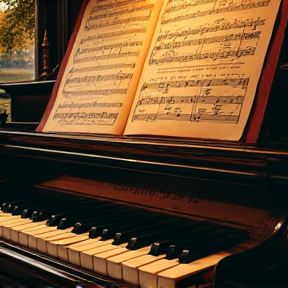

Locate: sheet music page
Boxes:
[42,0,163,135]
[124,0,282,141]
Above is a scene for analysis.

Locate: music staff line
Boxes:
[149,47,256,65]
[70,63,136,74]
[87,4,153,21]
[80,28,146,44]
[76,41,142,55]
[141,78,249,91]
[53,112,118,121]
[85,15,150,30]
[165,0,215,14]
[161,0,269,24]
[136,95,244,107]
[158,62,245,70]
[65,73,133,85]
[91,0,146,13]
[53,112,119,126]
[132,112,240,124]
[57,101,123,109]
[157,17,266,41]
[62,88,128,96]
[154,31,261,51]
[73,51,140,64]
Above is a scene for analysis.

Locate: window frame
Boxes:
[35,0,83,80]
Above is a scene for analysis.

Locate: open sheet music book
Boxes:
[37,0,287,143]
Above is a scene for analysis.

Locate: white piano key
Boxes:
[68,239,114,266]
[93,246,128,275]
[55,234,93,261]
[67,238,105,266]
[36,228,77,254]
[80,241,124,271]
[4,220,47,242]
[0,215,28,236]
[122,254,166,285]
[0,214,20,220]
[18,225,61,247]
[0,212,14,217]
[107,246,151,280]
[67,237,99,248]
[157,252,230,288]
[0,217,32,239]
[27,226,64,250]
[46,232,90,258]
[139,258,179,288]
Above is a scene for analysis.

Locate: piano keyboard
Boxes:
[0,241,116,288]
[0,188,249,288]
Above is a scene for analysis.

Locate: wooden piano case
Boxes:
[0,124,288,287]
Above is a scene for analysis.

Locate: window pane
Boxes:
[0,0,35,83]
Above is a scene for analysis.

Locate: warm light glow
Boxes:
[274,222,282,232]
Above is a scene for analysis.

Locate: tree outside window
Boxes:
[0,0,35,83]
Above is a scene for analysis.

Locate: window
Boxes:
[0,0,83,84]
[0,0,35,83]
[0,0,83,123]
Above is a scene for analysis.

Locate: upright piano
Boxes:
[1,1,288,287]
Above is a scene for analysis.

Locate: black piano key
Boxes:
[12,205,27,216]
[1,203,14,213]
[147,221,214,256]
[165,244,182,260]
[1,192,66,219]
[71,207,157,235]
[20,208,33,219]
[125,218,196,250]
[52,200,122,228]
[1,192,72,219]
[66,200,119,214]
[2,191,149,239]
[9,191,66,216]
[30,210,51,222]
[29,200,92,223]
[112,216,198,246]
[2,190,126,232]
[88,226,99,238]
[50,203,138,234]
[112,216,172,245]
[100,212,169,241]
[1,190,61,211]
[149,221,218,251]
[33,196,120,227]
[178,229,249,263]
[57,217,76,230]
[46,214,62,226]
[163,223,232,259]
[146,222,211,255]
[0,187,251,270]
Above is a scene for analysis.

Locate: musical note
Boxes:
[162,0,269,24]
[140,78,249,92]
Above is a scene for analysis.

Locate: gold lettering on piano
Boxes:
[112,179,202,204]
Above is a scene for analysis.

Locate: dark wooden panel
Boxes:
[12,94,50,122]
[0,80,55,122]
